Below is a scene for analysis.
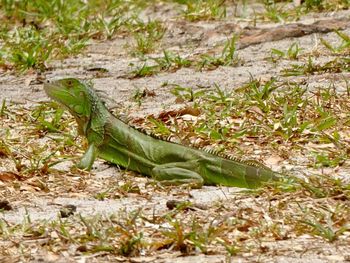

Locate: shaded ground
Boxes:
[1,1,350,262]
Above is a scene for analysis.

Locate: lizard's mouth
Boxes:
[43,80,71,106]
[43,80,59,99]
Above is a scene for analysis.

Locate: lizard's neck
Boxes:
[82,94,111,145]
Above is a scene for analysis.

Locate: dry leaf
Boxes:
[158,107,201,121]
[265,155,284,165]
[0,171,21,182]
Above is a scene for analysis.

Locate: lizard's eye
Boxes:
[66,80,73,87]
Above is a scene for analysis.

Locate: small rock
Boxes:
[0,200,12,211]
[59,204,77,218]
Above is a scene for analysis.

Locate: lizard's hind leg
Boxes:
[151,161,204,188]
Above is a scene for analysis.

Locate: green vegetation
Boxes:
[150,77,350,167]
[1,0,349,71]
[0,173,349,258]
[176,0,227,21]
[197,35,240,70]
[154,50,192,71]
[282,56,350,76]
[0,102,79,178]
[129,35,240,77]
[260,0,350,22]
[131,19,166,56]
[321,30,350,53]
[0,0,156,71]
[270,42,303,62]
[262,0,291,22]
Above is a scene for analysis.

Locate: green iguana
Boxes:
[44,78,280,188]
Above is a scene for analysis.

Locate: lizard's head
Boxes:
[44,78,93,118]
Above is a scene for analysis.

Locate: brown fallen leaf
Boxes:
[0,171,21,182]
[27,177,49,192]
[265,155,284,166]
[158,107,201,121]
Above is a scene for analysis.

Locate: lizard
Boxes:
[44,78,280,188]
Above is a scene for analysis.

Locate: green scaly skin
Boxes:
[44,78,280,188]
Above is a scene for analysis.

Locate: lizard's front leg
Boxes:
[77,143,98,170]
[151,161,204,188]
